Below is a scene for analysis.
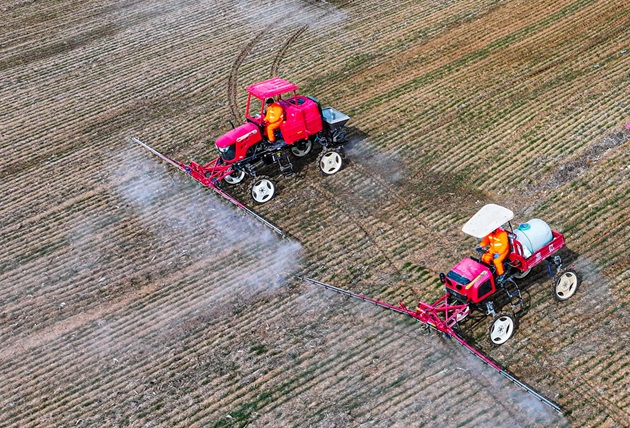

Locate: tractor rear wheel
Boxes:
[224,170,245,185]
[514,268,531,279]
[318,150,343,175]
[552,268,580,301]
[488,312,518,346]
[250,176,276,204]
[290,140,312,158]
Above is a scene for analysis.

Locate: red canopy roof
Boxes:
[246,77,299,99]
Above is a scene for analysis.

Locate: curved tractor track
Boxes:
[227,0,354,120]
[270,25,308,77]
[3,0,629,426]
[227,26,272,121]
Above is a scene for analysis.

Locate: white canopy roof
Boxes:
[461,204,514,238]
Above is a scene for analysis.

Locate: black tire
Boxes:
[552,268,580,301]
[317,149,344,175]
[487,312,518,346]
[290,139,312,158]
[249,176,276,204]
[514,268,531,279]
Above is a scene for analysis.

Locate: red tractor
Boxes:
[213,77,350,203]
[438,204,580,345]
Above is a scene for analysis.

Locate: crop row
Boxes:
[2,0,628,426]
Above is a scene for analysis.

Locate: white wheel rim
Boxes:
[224,170,245,185]
[290,140,312,157]
[455,306,470,322]
[555,272,578,299]
[251,179,274,203]
[490,316,514,344]
[320,152,342,174]
[514,268,531,279]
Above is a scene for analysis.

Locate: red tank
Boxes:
[278,96,323,144]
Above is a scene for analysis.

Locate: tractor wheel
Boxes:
[454,305,471,323]
[317,150,344,175]
[223,170,245,185]
[488,312,518,346]
[249,176,276,204]
[552,268,580,301]
[290,140,312,158]
[514,268,531,279]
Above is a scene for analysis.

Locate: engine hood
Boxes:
[448,258,489,285]
[215,122,261,148]
[444,257,494,303]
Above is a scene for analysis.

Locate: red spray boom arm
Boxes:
[301,277,562,414]
[131,137,286,237]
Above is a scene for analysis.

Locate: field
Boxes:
[1,0,629,426]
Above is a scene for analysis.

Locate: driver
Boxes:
[263,98,284,143]
[477,227,509,279]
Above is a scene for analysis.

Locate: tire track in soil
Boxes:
[270,26,308,77]
[227,26,272,122]
[308,177,415,296]
[301,156,467,301]
[351,162,428,229]
[348,160,471,264]
[226,17,304,121]
[229,0,354,121]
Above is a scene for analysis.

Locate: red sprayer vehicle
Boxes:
[134,77,350,208]
[303,204,580,413]
[437,204,579,344]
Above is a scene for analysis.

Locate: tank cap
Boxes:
[518,223,531,230]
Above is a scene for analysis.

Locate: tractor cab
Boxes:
[441,204,515,303]
[244,78,323,145]
[244,78,299,127]
[214,77,324,164]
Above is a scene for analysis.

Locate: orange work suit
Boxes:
[264,103,284,142]
[479,228,509,275]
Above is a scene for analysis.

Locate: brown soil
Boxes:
[1,0,628,426]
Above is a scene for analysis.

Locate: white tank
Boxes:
[513,219,553,258]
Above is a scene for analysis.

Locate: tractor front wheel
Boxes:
[250,176,276,204]
[318,150,344,175]
[224,170,245,185]
[488,312,518,346]
[552,268,580,301]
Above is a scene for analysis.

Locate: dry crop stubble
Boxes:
[1,151,305,426]
[1,0,629,426]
